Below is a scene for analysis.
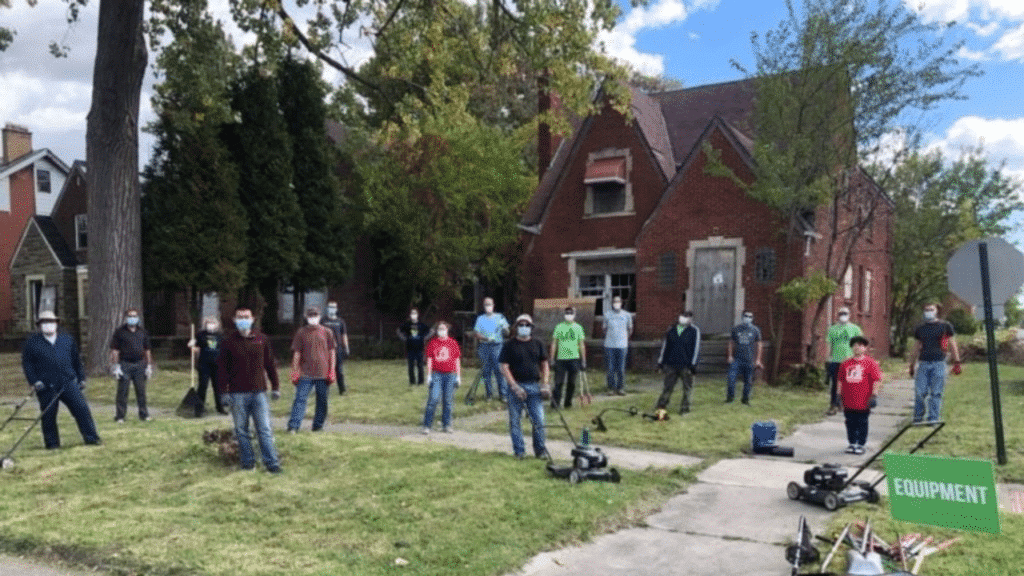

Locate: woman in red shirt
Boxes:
[422,321,462,434]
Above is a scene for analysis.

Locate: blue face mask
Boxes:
[517,325,532,338]
[126,316,140,326]
[235,318,253,331]
[742,316,753,325]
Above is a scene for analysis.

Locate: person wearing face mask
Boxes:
[217,307,282,473]
[602,295,633,396]
[287,307,337,433]
[321,301,350,395]
[21,311,101,449]
[397,308,431,385]
[498,314,551,459]
[908,303,961,423]
[824,307,862,416]
[473,297,510,401]
[549,306,586,409]
[422,321,462,434]
[109,307,153,422]
[655,311,701,414]
[726,310,763,405]
[189,316,226,416]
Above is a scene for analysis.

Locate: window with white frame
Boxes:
[75,213,88,250]
[862,269,872,314]
[578,273,635,316]
[583,150,633,217]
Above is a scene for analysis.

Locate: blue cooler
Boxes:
[751,421,777,452]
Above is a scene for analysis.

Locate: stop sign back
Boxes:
[947,238,1024,307]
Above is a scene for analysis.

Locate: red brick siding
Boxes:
[1,166,37,334]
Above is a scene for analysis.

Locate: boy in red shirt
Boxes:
[422,321,462,434]
[838,336,883,455]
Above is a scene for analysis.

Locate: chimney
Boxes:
[2,123,32,165]
[537,73,567,183]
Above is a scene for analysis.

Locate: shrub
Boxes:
[775,363,826,389]
[947,307,978,335]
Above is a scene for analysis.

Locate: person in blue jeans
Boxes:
[499,314,551,459]
[217,307,282,473]
[421,321,462,434]
[726,310,763,405]
[287,307,337,433]
[21,310,101,449]
[908,303,961,423]
[397,308,430,385]
[602,295,633,395]
[473,297,509,401]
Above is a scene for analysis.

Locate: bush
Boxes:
[775,363,826,389]
[947,307,978,335]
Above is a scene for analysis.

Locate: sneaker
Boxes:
[442,426,453,434]
[421,427,430,435]
[140,416,153,422]
[854,445,866,455]
[287,428,297,435]
[679,407,690,415]
[615,390,626,396]
[826,406,839,416]
[741,399,750,406]
[514,453,525,460]
[724,398,734,404]
[266,465,282,474]
[114,418,125,424]
[241,463,256,471]
[845,445,857,454]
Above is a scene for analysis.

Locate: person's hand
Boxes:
[580,358,587,370]
[328,370,336,384]
[219,394,231,408]
[540,386,551,400]
[726,357,733,365]
[79,379,87,391]
[454,377,461,388]
[145,364,153,378]
[689,365,697,375]
[271,390,281,401]
[869,394,878,409]
[33,381,45,392]
[187,338,196,349]
[908,363,915,378]
[291,370,300,385]
[951,362,962,376]
[344,348,351,359]
[514,386,527,401]
[755,360,764,370]
[656,363,664,373]
[112,364,123,378]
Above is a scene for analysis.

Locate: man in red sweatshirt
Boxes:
[217,307,282,473]
[838,335,883,455]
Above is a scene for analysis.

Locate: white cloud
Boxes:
[598,0,715,76]
[598,28,666,76]
[621,0,687,34]
[957,45,990,60]
[927,116,1024,181]
[967,20,1002,35]
[991,22,1024,60]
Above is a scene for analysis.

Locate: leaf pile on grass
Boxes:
[480,373,829,457]
[0,416,687,576]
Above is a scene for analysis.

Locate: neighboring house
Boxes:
[1,124,72,335]
[519,78,893,370]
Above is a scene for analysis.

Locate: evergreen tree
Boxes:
[278,55,356,321]
[224,65,305,332]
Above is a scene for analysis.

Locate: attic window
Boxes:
[583,151,633,217]
[37,169,51,193]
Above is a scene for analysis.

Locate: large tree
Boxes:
[142,0,248,316]
[882,148,1022,356]
[722,0,980,375]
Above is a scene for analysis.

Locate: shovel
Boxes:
[579,370,593,406]
[176,323,204,418]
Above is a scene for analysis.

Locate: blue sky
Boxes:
[1,0,1022,203]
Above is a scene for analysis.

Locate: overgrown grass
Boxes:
[0,416,689,576]
[480,372,829,457]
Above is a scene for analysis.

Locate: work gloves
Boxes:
[951,362,962,376]
[271,390,281,401]
[219,394,231,408]
[112,364,123,378]
[145,365,153,379]
[869,395,878,409]
[540,387,551,400]
[33,381,45,392]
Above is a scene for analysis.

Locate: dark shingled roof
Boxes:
[33,216,78,267]
[629,86,675,180]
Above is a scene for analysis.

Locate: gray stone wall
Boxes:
[8,224,77,341]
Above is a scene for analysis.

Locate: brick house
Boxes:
[518,79,893,371]
[1,124,73,335]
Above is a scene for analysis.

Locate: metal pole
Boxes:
[978,242,1008,465]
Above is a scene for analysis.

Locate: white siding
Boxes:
[0,176,9,212]
[33,159,67,216]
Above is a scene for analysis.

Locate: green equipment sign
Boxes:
[884,453,1000,534]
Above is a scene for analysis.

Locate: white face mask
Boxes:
[437,329,448,338]
[678,316,690,325]
[205,323,217,332]
[517,325,532,337]
[742,316,753,325]
[40,322,57,336]
[484,305,494,314]
[307,316,320,326]
[612,301,622,311]
[837,314,849,323]
[564,314,575,322]
[327,307,338,317]
[410,313,419,322]
[923,310,937,321]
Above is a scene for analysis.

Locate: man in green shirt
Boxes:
[825,307,862,415]
[549,306,586,409]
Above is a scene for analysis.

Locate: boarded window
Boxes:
[37,169,51,193]
[863,269,872,314]
[658,252,676,287]
[755,248,776,283]
[589,181,627,214]
[578,272,635,316]
[843,266,854,300]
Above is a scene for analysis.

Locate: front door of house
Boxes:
[692,247,736,334]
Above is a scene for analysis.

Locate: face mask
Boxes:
[307,316,320,326]
[484,305,494,314]
[235,318,253,331]
[410,314,418,322]
[564,314,575,322]
[838,314,849,323]
[923,310,937,321]
[126,316,140,326]
[437,329,448,338]
[612,302,622,311]
[678,316,690,325]
[517,325,532,337]
[205,323,217,332]
[327,307,338,317]
[743,316,753,325]
[40,322,57,336]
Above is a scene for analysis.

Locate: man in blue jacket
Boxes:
[21,311,101,449]
[656,311,701,414]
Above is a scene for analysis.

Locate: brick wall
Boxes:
[0,167,37,334]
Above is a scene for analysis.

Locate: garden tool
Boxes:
[579,370,592,406]
[176,322,204,418]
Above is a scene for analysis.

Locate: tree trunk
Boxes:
[85,0,148,374]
